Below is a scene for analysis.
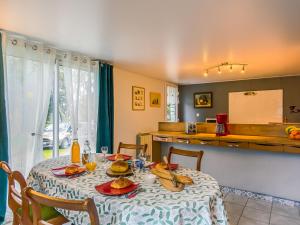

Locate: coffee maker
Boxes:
[216,113,229,136]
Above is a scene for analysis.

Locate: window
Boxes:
[166,84,178,122]
[43,57,99,159]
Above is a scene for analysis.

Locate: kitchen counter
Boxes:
[150,131,300,153]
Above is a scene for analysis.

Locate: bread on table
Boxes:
[65,166,79,175]
[110,160,129,173]
[151,168,193,185]
[114,153,125,160]
[110,177,133,189]
[155,162,168,170]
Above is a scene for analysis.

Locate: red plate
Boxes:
[106,154,132,161]
[149,162,178,170]
[95,180,139,196]
[51,165,86,177]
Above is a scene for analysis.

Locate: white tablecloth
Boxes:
[27,155,228,225]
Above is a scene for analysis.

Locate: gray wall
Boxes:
[161,143,300,201]
[179,75,300,123]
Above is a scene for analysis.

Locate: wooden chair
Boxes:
[5,169,62,225]
[7,170,27,225]
[117,142,147,155]
[167,146,204,171]
[22,187,100,225]
[0,161,12,174]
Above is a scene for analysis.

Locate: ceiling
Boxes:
[1,0,300,84]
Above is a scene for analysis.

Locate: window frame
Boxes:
[165,83,179,122]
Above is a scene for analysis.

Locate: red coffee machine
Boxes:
[216,113,229,136]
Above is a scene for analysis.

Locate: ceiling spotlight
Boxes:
[229,64,233,72]
[204,70,208,77]
[241,65,245,73]
[218,67,221,74]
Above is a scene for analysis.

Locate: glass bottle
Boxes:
[71,138,80,164]
[82,140,91,165]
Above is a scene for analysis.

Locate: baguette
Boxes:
[150,168,193,185]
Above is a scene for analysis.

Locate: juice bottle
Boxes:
[71,139,80,164]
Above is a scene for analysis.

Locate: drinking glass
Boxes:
[101,146,108,161]
[85,154,97,172]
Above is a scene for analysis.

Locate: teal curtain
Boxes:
[96,63,114,154]
[0,33,9,224]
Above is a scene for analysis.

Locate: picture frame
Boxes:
[150,92,161,108]
[132,86,145,110]
[194,92,213,108]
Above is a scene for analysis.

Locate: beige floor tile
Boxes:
[225,202,245,216]
[228,213,240,225]
[238,217,269,225]
[246,198,272,212]
[270,213,300,225]
[271,203,300,219]
[242,207,270,224]
[225,193,248,206]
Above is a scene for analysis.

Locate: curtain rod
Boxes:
[92,59,113,66]
[1,29,113,66]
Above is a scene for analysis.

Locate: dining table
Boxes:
[27,154,228,225]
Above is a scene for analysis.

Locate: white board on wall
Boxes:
[229,89,283,124]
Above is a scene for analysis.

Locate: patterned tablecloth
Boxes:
[27,155,228,225]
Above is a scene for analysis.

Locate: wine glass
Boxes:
[138,150,147,172]
[101,146,108,161]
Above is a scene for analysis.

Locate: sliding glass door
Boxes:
[43,60,98,159]
[4,33,99,175]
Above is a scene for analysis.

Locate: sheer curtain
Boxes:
[4,34,56,175]
[61,53,99,152]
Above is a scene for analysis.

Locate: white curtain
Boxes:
[61,53,98,152]
[4,34,56,176]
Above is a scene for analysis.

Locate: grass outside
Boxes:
[43,148,69,159]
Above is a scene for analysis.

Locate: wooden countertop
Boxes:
[150,131,300,147]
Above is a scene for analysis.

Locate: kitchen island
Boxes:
[143,122,300,202]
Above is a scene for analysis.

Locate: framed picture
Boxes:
[150,92,161,108]
[132,86,145,110]
[194,92,213,108]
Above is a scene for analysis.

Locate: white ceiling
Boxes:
[1,0,300,84]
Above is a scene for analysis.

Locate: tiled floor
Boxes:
[4,193,300,225]
[224,193,300,225]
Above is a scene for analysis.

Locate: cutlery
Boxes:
[163,156,178,187]
[126,188,144,199]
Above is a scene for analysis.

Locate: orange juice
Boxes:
[71,139,80,164]
[85,162,97,171]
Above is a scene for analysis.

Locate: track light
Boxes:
[203,62,247,76]
[204,70,208,77]
[241,65,245,73]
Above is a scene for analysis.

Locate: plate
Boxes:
[95,180,139,196]
[106,154,132,161]
[51,165,86,177]
[106,168,133,177]
[149,162,178,170]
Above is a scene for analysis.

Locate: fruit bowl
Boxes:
[286,126,300,140]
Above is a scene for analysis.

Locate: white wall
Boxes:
[114,67,166,154]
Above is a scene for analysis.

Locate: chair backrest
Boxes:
[0,161,12,175]
[8,170,28,224]
[117,142,147,155]
[22,187,100,225]
[167,146,204,171]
